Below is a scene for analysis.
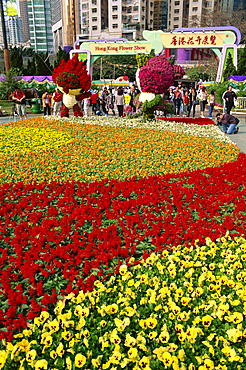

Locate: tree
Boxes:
[92,55,138,82]
[0,68,25,99]
[236,46,246,75]
[222,52,237,81]
[35,52,53,75]
[9,46,23,72]
[53,46,69,68]
[23,58,36,76]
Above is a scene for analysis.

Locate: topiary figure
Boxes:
[138,56,174,102]
[52,54,91,117]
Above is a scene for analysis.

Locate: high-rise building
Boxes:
[27,0,53,52]
[8,16,24,45]
[153,0,168,30]
[77,0,154,41]
[19,0,30,43]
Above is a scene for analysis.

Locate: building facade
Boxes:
[27,0,53,52]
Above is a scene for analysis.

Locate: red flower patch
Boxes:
[0,153,246,340]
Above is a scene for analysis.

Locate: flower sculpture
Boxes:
[52,54,91,117]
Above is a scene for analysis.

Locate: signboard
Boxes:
[161,32,236,49]
[86,42,152,55]
[6,0,18,15]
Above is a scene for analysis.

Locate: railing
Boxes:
[235,97,246,110]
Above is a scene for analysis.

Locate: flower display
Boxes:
[0,113,245,367]
[138,56,174,94]
[2,234,246,370]
[0,117,239,183]
[52,54,91,117]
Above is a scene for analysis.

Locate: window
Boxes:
[174,1,180,5]
[92,25,97,30]
[112,5,118,11]
[92,17,97,21]
[133,5,138,11]
[174,9,179,13]
[174,16,179,21]
[92,0,97,3]
[205,1,212,6]
[142,6,145,11]
[112,14,118,19]
[173,25,178,28]
[92,8,97,12]
[127,6,131,12]
[113,23,118,28]
[192,15,197,20]
[192,7,198,11]
[133,15,138,20]
[82,3,87,9]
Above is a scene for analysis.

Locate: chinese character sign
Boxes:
[161,32,236,48]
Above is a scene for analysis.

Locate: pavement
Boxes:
[1,110,245,153]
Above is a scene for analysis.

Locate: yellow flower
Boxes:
[66,357,72,370]
[202,315,213,327]
[161,351,173,367]
[146,317,157,329]
[203,359,214,369]
[35,359,48,370]
[26,349,37,362]
[49,319,59,332]
[75,353,87,367]
[229,312,243,324]
[128,347,138,359]
[56,343,65,357]
[0,351,7,370]
[110,350,122,364]
[119,264,128,275]
[139,356,150,369]
[50,350,57,359]
[227,328,242,343]
[159,331,170,343]
[125,333,137,347]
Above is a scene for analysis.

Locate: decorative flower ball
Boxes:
[139,56,175,94]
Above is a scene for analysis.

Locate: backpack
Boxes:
[234,117,239,125]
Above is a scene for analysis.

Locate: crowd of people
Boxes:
[11,83,239,135]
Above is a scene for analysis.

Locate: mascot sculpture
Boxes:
[52,54,91,117]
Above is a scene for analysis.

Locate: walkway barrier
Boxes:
[235,97,246,111]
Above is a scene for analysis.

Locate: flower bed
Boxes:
[0,116,245,351]
[0,117,239,183]
[2,235,246,370]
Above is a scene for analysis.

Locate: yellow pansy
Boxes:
[35,359,48,370]
[75,353,86,368]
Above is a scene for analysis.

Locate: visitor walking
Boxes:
[216,112,239,134]
[198,86,207,118]
[173,87,182,116]
[100,87,109,115]
[12,87,27,119]
[115,87,124,117]
[208,89,216,118]
[183,91,190,117]
[223,86,237,115]
[42,90,52,116]
[106,89,115,115]
[187,88,198,118]
[90,90,99,115]
[129,85,138,113]
[52,88,63,116]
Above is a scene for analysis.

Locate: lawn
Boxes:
[0,115,245,369]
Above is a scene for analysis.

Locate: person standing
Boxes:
[12,87,27,119]
[42,90,52,116]
[115,87,124,117]
[90,90,99,115]
[187,88,198,118]
[216,112,239,134]
[100,87,109,115]
[173,87,182,116]
[52,88,63,116]
[223,86,237,115]
[183,91,190,117]
[198,86,207,118]
[208,89,216,118]
[129,85,138,112]
[106,89,115,115]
